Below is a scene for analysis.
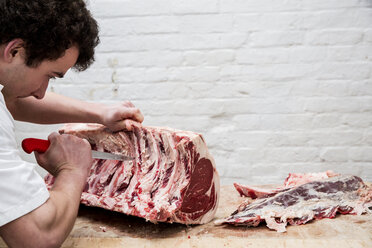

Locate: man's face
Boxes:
[2,46,79,100]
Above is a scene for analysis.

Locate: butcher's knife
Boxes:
[22,138,134,161]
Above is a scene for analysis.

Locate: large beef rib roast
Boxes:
[45,123,220,224]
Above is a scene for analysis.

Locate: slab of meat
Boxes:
[234,171,339,199]
[45,123,220,224]
[216,175,372,232]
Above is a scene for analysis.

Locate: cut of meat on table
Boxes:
[234,170,339,199]
[45,123,220,225]
[216,175,372,232]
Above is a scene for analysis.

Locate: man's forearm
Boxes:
[35,170,86,245]
[0,169,87,248]
[7,92,104,124]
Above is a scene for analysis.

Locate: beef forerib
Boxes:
[217,175,372,232]
[45,123,220,224]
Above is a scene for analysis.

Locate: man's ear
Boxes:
[3,39,25,63]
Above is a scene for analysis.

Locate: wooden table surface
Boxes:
[1,185,371,248]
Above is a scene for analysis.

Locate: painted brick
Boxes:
[91,0,172,17]
[206,50,236,65]
[365,132,372,145]
[98,16,179,36]
[92,51,183,68]
[341,113,372,128]
[220,64,321,81]
[304,97,372,113]
[175,33,247,50]
[236,48,289,64]
[115,67,168,83]
[171,0,219,14]
[257,114,314,131]
[307,131,364,146]
[320,147,349,162]
[236,148,265,163]
[289,80,351,97]
[301,0,372,10]
[365,29,372,43]
[234,13,303,31]
[349,81,372,96]
[302,9,372,29]
[315,81,350,97]
[315,63,371,80]
[98,34,248,52]
[220,0,302,13]
[250,31,304,47]
[264,147,320,163]
[306,30,363,45]
[167,66,220,82]
[312,114,342,129]
[288,47,328,63]
[97,35,174,52]
[178,15,233,33]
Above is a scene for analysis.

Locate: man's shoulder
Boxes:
[0,93,15,129]
[0,94,16,148]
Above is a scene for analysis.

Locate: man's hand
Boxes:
[100,101,144,132]
[35,132,92,178]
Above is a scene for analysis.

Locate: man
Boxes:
[0,1,143,247]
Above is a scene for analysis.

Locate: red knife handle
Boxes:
[22,138,50,154]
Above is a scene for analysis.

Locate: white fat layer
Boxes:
[265,217,287,233]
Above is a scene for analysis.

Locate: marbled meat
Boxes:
[45,123,220,225]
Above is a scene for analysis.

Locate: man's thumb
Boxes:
[34,151,46,167]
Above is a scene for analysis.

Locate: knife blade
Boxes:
[22,138,134,162]
[91,150,133,161]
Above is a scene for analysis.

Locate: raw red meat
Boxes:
[234,171,339,199]
[45,123,220,224]
[217,175,372,232]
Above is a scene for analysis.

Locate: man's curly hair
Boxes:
[0,0,100,71]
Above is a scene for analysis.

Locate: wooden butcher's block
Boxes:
[1,185,371,248]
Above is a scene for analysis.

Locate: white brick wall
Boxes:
[15,0,372,185]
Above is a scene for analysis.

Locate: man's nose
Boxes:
[33,91,45,99]
[34,81,49,99]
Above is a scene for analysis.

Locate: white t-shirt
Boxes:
[0,85,49,226]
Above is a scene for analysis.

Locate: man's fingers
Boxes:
[122,101,135,108]
[126,108,144,123]
[134,109,144,123]
[124,119,142,131]
[125,122,132,131]
[120,101,143,122]
[34,151,46,168]
[129,112,143,123]
[47,132,60,143]
[110,121,128,132]
[116,108,144,123]
[103,102,144,132]
[109,119,142,132]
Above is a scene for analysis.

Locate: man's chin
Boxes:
[17,94,34,99]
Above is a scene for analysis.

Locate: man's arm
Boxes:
[6,92,144,131]
[0,170,86,248]
[0,133,92,248]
